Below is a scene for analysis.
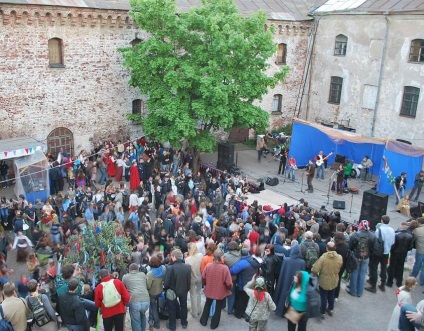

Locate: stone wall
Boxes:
[306,14,424,145]
[0,4,143,153]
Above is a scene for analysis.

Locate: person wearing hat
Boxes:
[200,250,233,329]
[243,274,276,330]
[346,220,375,297]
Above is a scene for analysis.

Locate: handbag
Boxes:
[284,306,305,324]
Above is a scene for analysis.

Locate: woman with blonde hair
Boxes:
[185,242,203,318]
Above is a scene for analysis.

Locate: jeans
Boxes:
[0,208,8,223]
[319,286,335,313]
[411,252,424,285]
[149,294,160,328]
[189,279,202,317]
[66,325,84,331]
[349,258,369,297]
[368,253,388,286]
[399,303,419,331]
[1,174,9,187]
[288,168,296,181]
[99,168,107,185]
[396,187,405,204]
[226,284,236,314]
[200,298,224,329]
[316,163,325,179]
[129,301,150,331]
[168,293,188,331]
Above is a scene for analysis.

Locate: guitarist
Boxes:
[315,151,333,180]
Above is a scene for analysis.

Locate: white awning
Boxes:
[0,137,47,160]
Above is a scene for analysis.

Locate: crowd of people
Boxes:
[0,138,423,331]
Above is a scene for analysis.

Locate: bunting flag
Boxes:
[29,147,34,153]
[382,156,400,201]
[3,151,7,157]
[25,148,29,154]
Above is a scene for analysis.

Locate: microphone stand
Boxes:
[348,193,357,216]
[296,170,306,194]
[324,171,337,206]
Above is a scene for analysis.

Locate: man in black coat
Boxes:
[387,222,413,288]
[58,277,89,330]
[164,249,191,331]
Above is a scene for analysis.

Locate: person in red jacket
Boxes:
[94,269,130,331]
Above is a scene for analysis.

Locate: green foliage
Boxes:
[63,221,132,277]
[120,0,288,152]
[127,113,143,124]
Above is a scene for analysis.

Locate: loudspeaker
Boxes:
[333,200,345,209]
[330,162,341,170]
[359,189,388,230]
[335,154,346,164]
[217,143,235,171]
[266,177,279,186]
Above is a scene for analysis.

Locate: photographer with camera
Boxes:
[243,274,276,331]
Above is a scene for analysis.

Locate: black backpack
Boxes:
[345,250,358,273]
[27,295,51,327]
[373,229,384,257]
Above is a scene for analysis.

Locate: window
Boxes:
[276,43,287,64]
[48,38,64,67]
[131,38,142,47]
[272,94,282,113]
[132,99,147,115]
[409,39,424,63]
[328,76,343,104]
[400,86,420,118]
[334,34,348,56]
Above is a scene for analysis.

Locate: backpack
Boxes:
[307,276,321,318]
[0,305,14,331]
[27,295,51,327]
[356,235,370,260]
[345,250,358,273]
[102,279,121,308]
[139,264,148,274]
[304,243,318,269]
[373,229,384,257]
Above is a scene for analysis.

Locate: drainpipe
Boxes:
[371,14,390,137]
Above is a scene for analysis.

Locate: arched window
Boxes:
[131,38,142,47]
[400,86,420,118]
[48,38,64,67]
[409,39,424,63]
[334,34,348,56]
[132,99,147,115]
[328,76,343,104]
[272,94,282,113]
[276,43,287,65]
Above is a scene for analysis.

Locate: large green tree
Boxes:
[120,0,288,153]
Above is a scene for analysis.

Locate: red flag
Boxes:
[25,148,29,154]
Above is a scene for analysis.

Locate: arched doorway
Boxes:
[47,127,74,157]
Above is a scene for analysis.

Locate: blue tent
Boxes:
[289,119,424,196]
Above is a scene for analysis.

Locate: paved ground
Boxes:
[1,144,423,330]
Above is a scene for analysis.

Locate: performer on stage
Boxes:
[287,155,297,182]
[395,172,407,204]
[336,163,345,195]
[277,147,288,176]
[410,170,424,202]
[306,160,316,193]
[360,155,373,181]
[315,151,333,180]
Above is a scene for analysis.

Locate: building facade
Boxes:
[304,0,424,146]
[0,0,317,154]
